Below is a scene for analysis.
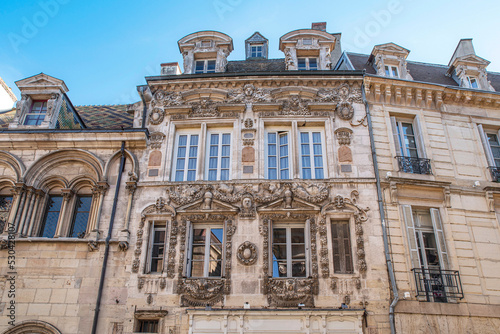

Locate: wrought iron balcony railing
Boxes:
[488,166,500,182]
[396,156,432,175]
[412,267,464,302]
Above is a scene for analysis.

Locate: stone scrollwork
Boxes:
[336,102,354,120]
[189,98,219,117]
[237,241,258,265]
[334,128,353,145]
[316,83,363,121]
[149,132,166,149]
[166,220,179,278]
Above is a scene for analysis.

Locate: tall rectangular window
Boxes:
[188,226,223,278]
[24,100,47,125]
[207,133,231,181]
[487,133,500,167]
[267,132,289,180]
[136,319,159,333]
[174,133,199,181]
[0,196,13,233]
[39,196,63,237]
[331,221,353,274]
[396,122,418,158]
[300,131,324,179]
[272,226,307,278]
[69,196,92,238]
[147,222,166,273]
[467,76,479,89]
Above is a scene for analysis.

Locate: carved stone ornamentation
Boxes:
[149,107,165,125]
[149,132,166,149]
[132,216,146,273]
[166,220,179,278]
[237,241,257,265]
[336,102,354,120]
[265,278,317,307]
[189,98,219,117]
[177,278,226,306]
[226,84,272,103]
[280,96,310,116]
[239,195,256,219]
[244,118,254,128]
[320,190,370,277]
[152,90,183,107]
[88,241,99,252]
[118,241,129,251]
[334,128,353,146]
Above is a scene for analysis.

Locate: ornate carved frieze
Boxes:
[280,96,310,116]
[237,241,257,265]
[189,98,219,117]
[226,84,272,103]
[152,90,183,107]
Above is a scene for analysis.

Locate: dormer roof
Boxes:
[279,29,336,51]
[368,42,410,62]
[178,30,234,53]
[246,32,267,44]
[15,73,69,93]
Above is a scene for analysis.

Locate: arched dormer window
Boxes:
[279,29,336,71]
[178,31,233,74]
[368,43,413,80]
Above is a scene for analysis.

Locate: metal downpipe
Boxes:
[362,83,399,334]
[91,141,126,334]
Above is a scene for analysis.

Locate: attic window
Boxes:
[467,76,479,89]
[24,100,47,125]
[303,38,313,45]
[200,40,212,48]
[250,45,263,58]
[385,65,399,78]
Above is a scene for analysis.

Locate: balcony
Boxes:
[412,268,464,302]
[396,156,432,175]
[488,166,500,182]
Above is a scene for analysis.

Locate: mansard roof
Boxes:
[75,104,133,129]
[226,58,286,72]
[344,52,500,91]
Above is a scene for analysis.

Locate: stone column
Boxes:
[26,190,45,236]
[89,182,108,240]
[3,184,24,235]
[16,187,33,235]
[54,188,73,237]
[20,188,37,236]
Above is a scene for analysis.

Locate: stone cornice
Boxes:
[365,75,500,110]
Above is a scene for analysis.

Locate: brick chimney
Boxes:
[311,22,327,32]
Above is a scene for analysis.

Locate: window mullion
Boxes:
[287,228,292,278]
[204,227,210,277]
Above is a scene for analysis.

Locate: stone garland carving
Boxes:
[260,216,318,307]
[166,220,179,278]
[237,241,258,265]
[152,90,184,107]
[319,190,369,278]
[317,83,363,120]
[189,98,219,117]
[280,96,310,116]
[149,132,166,149]
[177,218,235,306]
[165,182,329,207]
[132,216,145,273]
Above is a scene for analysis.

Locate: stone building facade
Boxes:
[340,39,500,332]
[0,22,499,334]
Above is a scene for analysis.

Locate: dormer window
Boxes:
[250,45,263,58]
[298,58,318,71]
[24,100,47,125]
[467,76,478,89]
[385,65,399,78]
[195,60,216,74]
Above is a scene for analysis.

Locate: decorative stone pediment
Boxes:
[257,196,321,212]
[371,42,410,57]
[176,193,239,213]
[15,73,69,93]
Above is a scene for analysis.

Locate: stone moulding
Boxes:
[177,278,227,306]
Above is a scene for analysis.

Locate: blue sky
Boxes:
[1,0,499,106]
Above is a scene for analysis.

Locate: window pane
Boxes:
[301,144,310,156]
[292,261,306,277]
[268,133,276,143]
[70,196,92,238]
[292,245,305,259]
[40,196,63,237]
[188,158,197,170]
[268,144,276,156]
[392,67,399,77]
[273,259,287,278]
[175,171,184,181]
[309,58,318,70]
[190,135,199,146]
[315,168,324,179]
[291,228,305,243]
[273,228,286,243]
[209,157,218,169]
[385,66,390,76]
[302,156,311,168]
[222,134,230,144]
[302,168,311,179]
[280,169,289,179]
[207,60,216,72]
[298,58,306,70]
[195,61,205,73]
[221,157,229,169]
[300,132,309,143]
[190,260,204,277]
[268,169,277,180]
[220,170,229,180]
[208,260,222,277]
[210,134,219,145]
[187,170,196,181]
[272,244,287,260]
[178,135,187,146]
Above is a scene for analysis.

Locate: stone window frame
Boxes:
[384,65,400,78]
[297,57,318,71]
[263,124,327,180]
[477,124,500,175]
[23,99,48,125]
[145,220,169,274]
[168,123,235,182]
[205,129,233,181]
